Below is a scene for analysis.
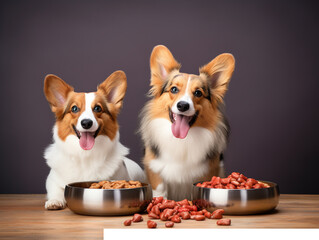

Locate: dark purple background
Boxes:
[1,0,318,194]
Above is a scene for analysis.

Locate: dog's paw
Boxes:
[45,199,66,210]
[152,183,167,199]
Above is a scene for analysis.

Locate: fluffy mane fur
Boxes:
[139,45,235,200]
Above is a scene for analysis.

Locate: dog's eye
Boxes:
[170,86,179,94]
[71,105,79,113]
[93,105,102,113]
[194,90,203,98]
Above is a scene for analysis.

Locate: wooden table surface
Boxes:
[0,194,318,239]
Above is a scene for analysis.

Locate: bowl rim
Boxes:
[65,180,151,191]
[192,180,278,190]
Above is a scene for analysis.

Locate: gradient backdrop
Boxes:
[1,0,318,194]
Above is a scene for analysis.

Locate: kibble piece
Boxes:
[123,219,132,226]
[216,218,231,226]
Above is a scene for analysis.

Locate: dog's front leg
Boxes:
[152,182,167,199]
[145,162,167,199]
[45,171,66,210]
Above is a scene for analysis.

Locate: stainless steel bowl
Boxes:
[192,181,279,215]
[64,181,152,216]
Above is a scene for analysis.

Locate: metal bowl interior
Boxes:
[192,181,280,215]
[64,181,152,216]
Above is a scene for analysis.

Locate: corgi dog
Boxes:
[140,45,235,200]
[43,71,145,210]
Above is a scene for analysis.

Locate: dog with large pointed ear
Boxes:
[44,71,127,142]
[43,70,145,211]
[199,53,235,104]
[140,45,235,200]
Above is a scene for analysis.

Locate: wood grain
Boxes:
[0,194,318,239]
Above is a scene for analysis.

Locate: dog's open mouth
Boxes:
[72,125,100,150]
[169,109,198,139]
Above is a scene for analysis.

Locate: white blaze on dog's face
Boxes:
[148,45,235,139]
[170,75,197,139]
[44,71,127,150]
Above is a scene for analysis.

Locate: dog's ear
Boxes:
[149,45,181,96]
[199,53,235,103]
[97,70,127,113]
[44,74,74,113]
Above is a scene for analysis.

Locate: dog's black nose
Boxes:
[177,101,190,112]
[81,119,93,129]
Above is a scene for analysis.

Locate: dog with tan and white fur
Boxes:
[140,45,235,200]
[44,71,145,210]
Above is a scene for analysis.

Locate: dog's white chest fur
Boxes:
[44,125,145,209]
[147,118,226,200]
[45,126,129,182]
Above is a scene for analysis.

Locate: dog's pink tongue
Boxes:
[171,114,190,139]
[79,132,95,150]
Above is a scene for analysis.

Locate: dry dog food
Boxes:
[211,209,225,219]
[191,215,205,221]
[123,197,231,228]
[123,219,132,226]
[89,180,142,189]
[148,197,229,227]
[147,220,157,228]
[196,172,270,189]
[165,221,174,228]
[216,218,231,226]
[132,213,143,222]
[123,214,143,227]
